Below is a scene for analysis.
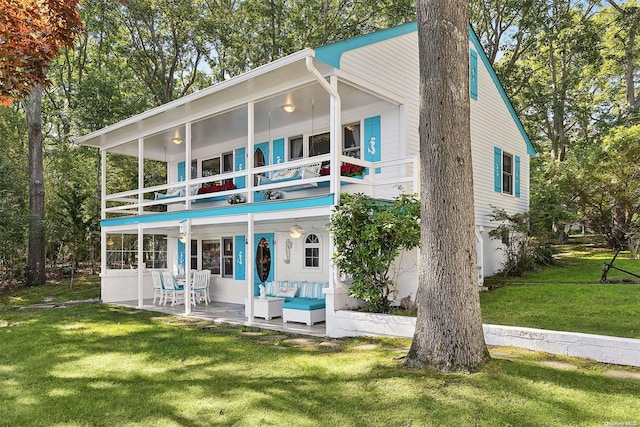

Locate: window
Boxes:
[223,237,233,278]
[304,234,320,268]
[222,152,234,184]
[202,157,220,177]
[190,239,198,270]
[502,152,513,195]
[191,160,198,179]
[289,136,303,160]
[309,132,330,157]
[106,234,167,270]
[202,239,221,274]
[343,123,361,158]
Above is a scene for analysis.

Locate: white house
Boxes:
[76,23,535,337]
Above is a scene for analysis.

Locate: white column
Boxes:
[184,218,192,315]
[246,213,254,323]
[247,102,255,203]
[138,137,144,215]
[329,75,341,205]
[137,223,143,308]
[101,149,106,219]
[100,149,107,279]
[185,123,192,209]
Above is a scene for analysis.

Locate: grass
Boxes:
[480,242,640,339]
[1,298,639,426]
[0,245,639,425]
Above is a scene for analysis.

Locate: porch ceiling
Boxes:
[99,80,385,161]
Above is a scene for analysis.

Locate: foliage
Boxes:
[329,193,420,313]
[0,0,83,105]
[489,208,556,277]
[560,125,640,247]
[0,107,29,281]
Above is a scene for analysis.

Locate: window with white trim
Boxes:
[106,233,167,270]
[502,152,513,195]
[304,234,320,268]
[202,239,221,275]
[222,237,233,278]
[343,123,361,158]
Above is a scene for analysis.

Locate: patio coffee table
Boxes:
[245,297,285,320]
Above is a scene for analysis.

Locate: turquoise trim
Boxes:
[468,27,537,157]
[177,162,186,182]
[494,146,502,193]
[314,22,535,157]
[272,138,285,164]
[235,147,246,189]
[364,116,381,174]
[234,235,245,281]
[100,194,335,227]
[514,155,521,198]
[178,239,185,270]
[253,233,274,295]
[470,49,478,100]
[314,22,417,69]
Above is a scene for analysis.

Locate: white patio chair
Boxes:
[151,271,165,305]
[191,270,211,305]
[161,271,185,306]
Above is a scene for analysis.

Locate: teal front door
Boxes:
[254,233,274,295]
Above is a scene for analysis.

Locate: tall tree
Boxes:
[117,0,211,106]
[405,0,489,371]
[0,0,82,286]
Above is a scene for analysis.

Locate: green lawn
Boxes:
[1,247,639,425]
[1,301,639,427]
[481,244,640,339]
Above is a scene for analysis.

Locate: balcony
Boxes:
[103,153,418,219]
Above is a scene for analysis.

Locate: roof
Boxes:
[313,22,536,157]
[76,22,535,157]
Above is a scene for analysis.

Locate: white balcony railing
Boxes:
[103,154,418,218]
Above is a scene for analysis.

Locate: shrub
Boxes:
[489,208,555,277]
[328,192,420,313]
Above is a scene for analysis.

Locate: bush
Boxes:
[489,208,555,277]
[328,193,420,313]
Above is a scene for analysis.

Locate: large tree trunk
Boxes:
[405,0,489,372]
[25,84,46,286]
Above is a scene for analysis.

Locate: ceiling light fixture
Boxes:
[282,103,296,113]
[172,129,183,144]
[289,224,303,239]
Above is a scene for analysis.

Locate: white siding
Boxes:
[338,32,531,226]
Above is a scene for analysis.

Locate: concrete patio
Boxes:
[115,299,327,337]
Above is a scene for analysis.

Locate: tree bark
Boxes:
[405,0,489,372]
[25,84,46,286]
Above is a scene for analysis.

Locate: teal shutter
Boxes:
[470,49,478,100]
[493,146,502,193]
[234,235,245,280]
[235,147,245,189]
[177,161,186,182]
[272,138,285,164]
[177,162,186,271]
[178,239,185,272]
[514,155,521,198]
[364,116,381,174]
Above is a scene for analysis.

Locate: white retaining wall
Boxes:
[327,309,640,368]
